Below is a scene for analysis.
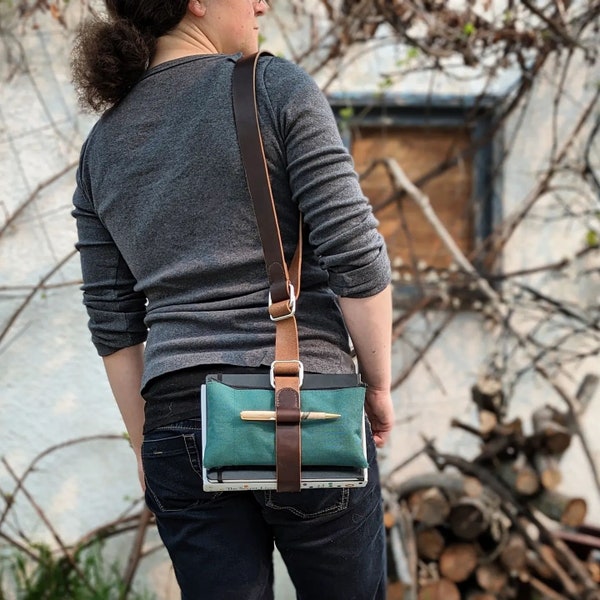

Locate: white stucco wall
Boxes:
[1,6,599,599]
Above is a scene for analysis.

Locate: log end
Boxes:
[561,498,588,528]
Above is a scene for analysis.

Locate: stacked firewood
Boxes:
[385,375,600,600]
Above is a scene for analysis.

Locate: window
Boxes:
[330,94,498,305]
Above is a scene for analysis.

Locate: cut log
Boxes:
[531,405,572,454]
[533,453,562,490]
[417,578,460,600]
[471,377,504,417]
[439,542,478,582]
[499,533,527,572]
[392,473,469,504]
[448,497,490,540]
[415,526,446,561]
[497,453,540,496]
[479,410,498,435]
[408,487,450,526]
[530,490,587,527]
[463,475,484,499]
[475,562,509,594]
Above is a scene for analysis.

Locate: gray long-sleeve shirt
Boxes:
[72,53,391,390]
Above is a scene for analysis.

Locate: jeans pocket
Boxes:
[142,430,217,513]
[263,487,350,519]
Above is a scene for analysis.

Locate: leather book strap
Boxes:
[233,52,302,492]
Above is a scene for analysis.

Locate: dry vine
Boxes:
[0,436,157,598]
[1,1,600,597]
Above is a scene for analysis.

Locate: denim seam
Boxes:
[145,484,170,513]
[183,433,203,478]
[264,488,350,519]
[143,432,210,512]
[153,424,200,432]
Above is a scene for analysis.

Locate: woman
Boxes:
[71,0,395,598]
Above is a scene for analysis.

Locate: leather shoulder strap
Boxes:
[232,52,290,303]
[232,52,302,492]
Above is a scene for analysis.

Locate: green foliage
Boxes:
[406,47,420,60]
[0,542,155,600]
[586,229,599,247]
[377,75,393,92]
[503,9,515,22]
[462,22,476,37]
[338,107,354,122]
[396,46,420,68]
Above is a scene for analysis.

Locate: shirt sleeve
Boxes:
[260,57,391,298]
[72,149,148,356]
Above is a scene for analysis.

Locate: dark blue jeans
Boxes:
[142,418,386,600]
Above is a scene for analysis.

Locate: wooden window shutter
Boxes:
[352,125,474,271]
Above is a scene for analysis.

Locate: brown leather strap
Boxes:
[233,52,302,492]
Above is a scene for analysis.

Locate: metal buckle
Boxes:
[270,360,304,388]
[268,283,296,321]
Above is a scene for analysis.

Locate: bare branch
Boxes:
[0,162,77,238]
[0,249,77,348]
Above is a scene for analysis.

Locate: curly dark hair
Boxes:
[71,0,188,112]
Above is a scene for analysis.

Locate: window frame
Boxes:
[328,92,501,304]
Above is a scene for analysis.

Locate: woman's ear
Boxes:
[188,0,206,18]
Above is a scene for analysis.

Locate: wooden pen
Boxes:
[240,410,341,421]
